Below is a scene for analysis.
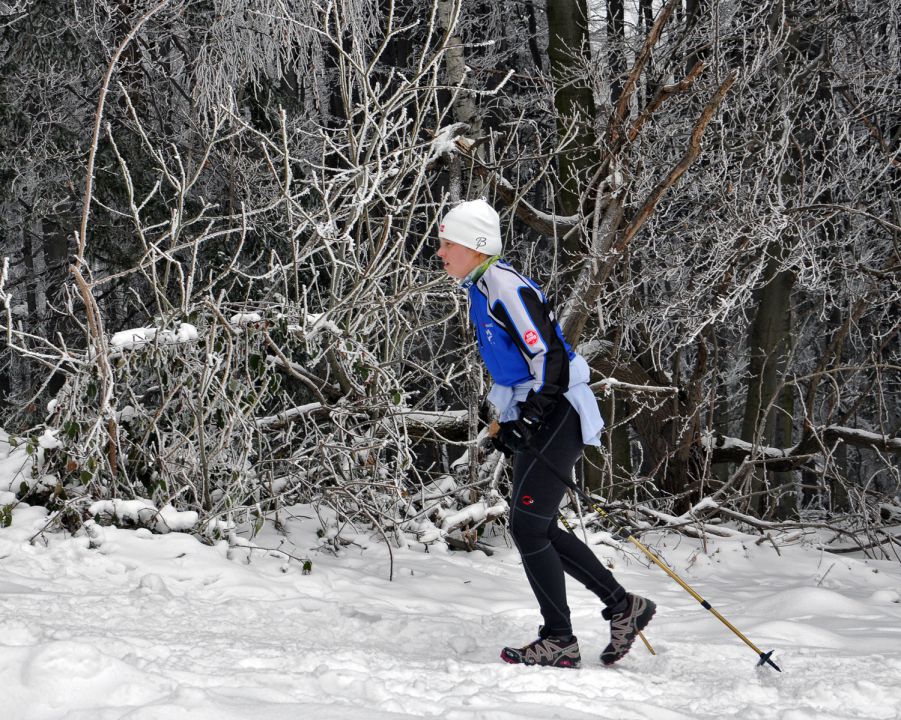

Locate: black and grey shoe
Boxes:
[600,593,656,666]
[501,629,581,669]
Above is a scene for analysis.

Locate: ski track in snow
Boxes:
[1,501,900,720]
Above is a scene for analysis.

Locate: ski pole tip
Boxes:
[757,650,782,672]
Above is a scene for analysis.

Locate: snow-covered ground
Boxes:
[2,452,900,719]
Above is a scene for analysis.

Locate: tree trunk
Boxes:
[437,0,482,138]
[638,0,655,104]
[740,253,794,515]
[545,0,610,489]
[606,0,625,107]
[545,0,599,240]
[684,0,708,76]
[591,393,631,496]
[773,382,797,518]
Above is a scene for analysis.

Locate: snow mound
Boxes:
[750,620,849,648]
[870,589,900,604]
[750,586,869,618]
[0,619,40,646]
[5,641,174,719]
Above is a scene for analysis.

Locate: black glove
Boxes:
[497,412,541,454]
[491,433,514,458]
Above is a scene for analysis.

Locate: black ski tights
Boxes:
[509,398,627,637]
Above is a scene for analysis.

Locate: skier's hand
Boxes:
[491,433,514,458]
[497,415,539,453]
[487,420,514,457]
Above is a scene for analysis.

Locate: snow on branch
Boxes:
[255,403,324,429]
[590,378,678,395]
[822,426,901,452]
[439,499,507,532]
[390,409,469,436]
[704,425,901,466]
[110,323,198,352]
[89,498,199,533]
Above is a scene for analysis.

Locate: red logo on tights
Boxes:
[521,495,535,506]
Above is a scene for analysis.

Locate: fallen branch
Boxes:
[705,426,901,466]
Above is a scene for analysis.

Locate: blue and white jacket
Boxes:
[463,258,605,446]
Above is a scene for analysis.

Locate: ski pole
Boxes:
[520,441,782,672]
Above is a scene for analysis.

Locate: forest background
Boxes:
[0,0,898,560]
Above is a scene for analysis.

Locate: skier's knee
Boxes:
[509,508,546,547]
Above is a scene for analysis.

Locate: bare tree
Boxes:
[1,0,898,561]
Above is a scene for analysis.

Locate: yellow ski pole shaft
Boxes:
[522,443,782,672]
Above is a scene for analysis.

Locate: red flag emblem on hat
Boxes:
[439,223,445,232]
[524,330,539,346]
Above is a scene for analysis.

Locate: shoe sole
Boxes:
[500,648,582,669]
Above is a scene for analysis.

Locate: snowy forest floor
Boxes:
[2,488,901,719]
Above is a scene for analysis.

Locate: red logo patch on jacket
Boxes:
[524,330,539,346]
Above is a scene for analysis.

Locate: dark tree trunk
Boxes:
[545,0,600,233]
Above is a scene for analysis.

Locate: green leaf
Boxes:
[302,560,313,575]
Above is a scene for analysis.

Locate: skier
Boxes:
[436,198,656,669]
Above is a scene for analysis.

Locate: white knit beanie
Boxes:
[438,199,502,256]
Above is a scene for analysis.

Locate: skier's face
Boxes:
[436,239,486,279]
